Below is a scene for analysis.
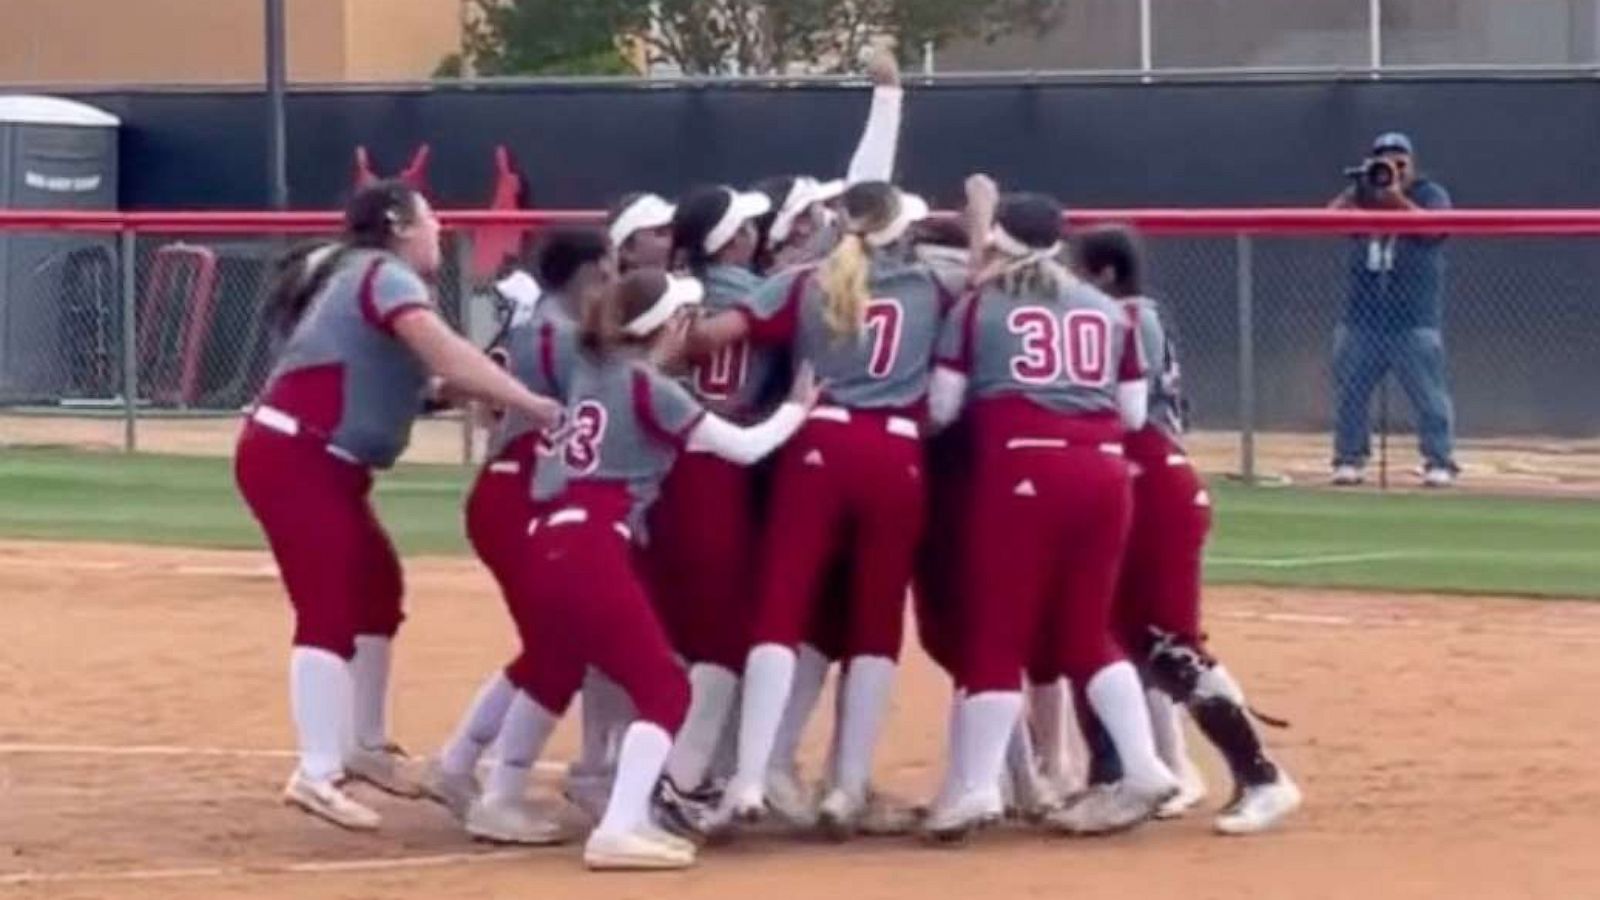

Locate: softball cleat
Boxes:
[282,770,381,832]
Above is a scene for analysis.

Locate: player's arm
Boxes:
[927,365,969,432]
[687,269,808,356]
[1114,308,1149,431]
[686,363,823,464]
[845,45,904,185]
[393,311,563,429]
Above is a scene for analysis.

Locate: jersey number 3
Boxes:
[562,400,607,475]
[1007,308,1111,386]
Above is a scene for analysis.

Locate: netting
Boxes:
[1,209,1596,492]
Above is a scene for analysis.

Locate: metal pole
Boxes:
[922,41,935,76]
[1139,0,1154,77]
[455,234,475,467]
[265,0,289,209]
[1236,234,1255,484]
[1369,0,1383,74]
[119,229,138,453]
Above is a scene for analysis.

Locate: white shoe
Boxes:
[816,786,867,841]
[1046,779,1176,836]
[921,787,1004,843]
[1156,757,1208,820]
[584,826,697,870]
[282,770,381,831]
[421,758,479,821]
[464,793,567,845]
[1330,465,1365,487]
[563,767,614,824]
[1421,466,1456,489]
[345,743,423,798]
[720,778,766,826]
[858,788,920,836]
[1215,774,1301,835]
[765,767,818,828]
[1007,763,1064,821]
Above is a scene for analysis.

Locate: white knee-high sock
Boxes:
[596,722,673,835]
[664,663,739,790]
[483,690,559,802]
[832,655,896,797]
[1028,678,1066,781]
[1006,700,1042,794]
[290,646,353,784]
[350,635,393,750]
[439,670,516,776]
[1145,687,1188,771]
[769,644,830,777]
[1086,662,1176,792]
[959,691,1023,797]
[933,688,967,805]
[575,670,632,774]
[732,644,795,793]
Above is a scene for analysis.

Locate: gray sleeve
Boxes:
[364,260,435,334]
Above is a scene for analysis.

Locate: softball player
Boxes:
[501,268,819,869]
[564,192,677,822]
[1073,224,1301,836]
[643,185,778,803]
[422,227,610,844]
[234,180,564,831]
[918,180,1179,841]
[709,181,948,838]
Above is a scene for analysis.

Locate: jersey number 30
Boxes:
[562,400,607,475]
[1007,308,1111,386]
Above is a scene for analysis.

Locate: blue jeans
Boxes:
[1332,326,1457,470]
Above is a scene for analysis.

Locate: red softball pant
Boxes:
[956,421,1133,694]
[646,451,757,671]
[462,440,552,693]
[506,508,688,733]
[234,422,404,659]
[1116,447,1213,652]
[751,411,926,661]
[914,421,974,677]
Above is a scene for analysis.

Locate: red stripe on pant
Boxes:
[751,414,925,660]
[956,426,1132,694]
[507,510,688,733]
[234,422,404,659]
[645,452,756,671]
[1116,451,1212,652]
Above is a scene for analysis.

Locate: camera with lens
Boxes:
[1343,156,1401,205]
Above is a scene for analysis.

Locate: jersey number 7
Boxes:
[864,299,904,379]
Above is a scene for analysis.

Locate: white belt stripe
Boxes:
[531,507,632,542]
[252,406,359,464]
[1004,437,1123,456]
[808,405,919,439]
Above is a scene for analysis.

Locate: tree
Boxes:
[449,0,639,77]
[445,0,1066,78]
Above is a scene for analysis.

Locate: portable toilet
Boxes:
[0,95,120,404]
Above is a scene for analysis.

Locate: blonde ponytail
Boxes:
[819,233,871,338]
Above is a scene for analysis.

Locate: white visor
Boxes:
[769,177,823,246]
[704,189,773,254]
[864,191,930,247]
[623,274,704,337]
[609,193,676,248]
[990,223,1062,260]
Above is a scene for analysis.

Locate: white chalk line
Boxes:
[0,850,534,887]
[1206,550,1415,569]
[0,742,567,775]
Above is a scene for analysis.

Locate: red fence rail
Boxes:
[5,208,1600,235]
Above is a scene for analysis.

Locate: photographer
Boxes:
[1326,132,1458,488]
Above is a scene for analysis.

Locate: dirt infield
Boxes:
[6,413,1598,496]
[4,540,1598,899]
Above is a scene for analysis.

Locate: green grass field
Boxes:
[1,447,1596,599]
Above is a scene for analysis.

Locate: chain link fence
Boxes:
[2,217,1597,493]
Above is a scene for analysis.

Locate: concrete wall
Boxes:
[0,0,458,85]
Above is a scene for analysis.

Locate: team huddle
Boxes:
[233,49,1299,872]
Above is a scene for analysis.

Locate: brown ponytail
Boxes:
[267,179,420,337]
